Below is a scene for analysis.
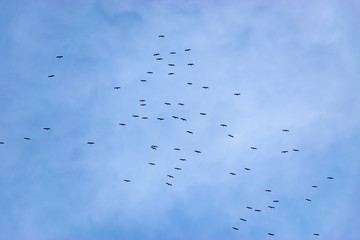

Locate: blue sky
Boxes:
[0,0,360,239]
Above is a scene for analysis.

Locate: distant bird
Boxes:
[174,167,182,170]
[185,49,191,51]
[114,87,121,89]
[153,53,160,56]
[327,176,334,179]
[0,142,4,144]
[200,113,207,115]
[56,56,63,58]
[194,150,201,153]
[240,218,247,222]
[228,134,234,138]
[156,58,163,60]
[172,116,179,119]
[149,162,155,165]
[168,73,174,75]
[147,71,153,74]
[180,158,186,161]
[24,137,31,140]
[168,63,175,66]
[220,124,227,127]
[268,233,274,236]
[187,82,193,85]
[164,102,171,105]
[167,175,174,178]
[282,129,289,132]
[244,168,251,171]
[234,93,241,96]
[170,52,176,54]
[202,86,209,89]
[232,227,239,231]
[118,123,126,126]
[43,128,50,130]
[139,99,146,102]
[268,206,275,209]
[166,182,172,186]
[273,200,279,203]
[312,185,318,188]
[251,147,257,150]
[159,35,165,37]
[187,63,194,66]
[281,150,288,153]
[265,189,272,192]
[305,198,312,202]
[178,103,184,106]
[142,117,148,120]
[87,142,94,144]
[124,179,131,182]
[157,118,164,120]
[180,118,187,121]
[230,172,236,175]
[186,131,193,134]
[293,149,299,152]
[313,233,320,236]
[140,79,147,82]
[246,206,252,209]
[151,145,158,150]
[174,148,181,151]
[132,115,139,118]
[140,104,146,106]
[48,75,55,78]
[254,209,261,212]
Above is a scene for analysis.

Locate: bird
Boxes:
[168,73,174,75]
[312,185,318,188]
[273,200,279,203]
[186,131,193,134]
[156,58,163,60]
[200,113,207,115]
[313,233,320,236]
[164,102,171,105]
[174,167,182,170]
[56,56,63,58]
[159,35,165,37]
[174,148,181,151]
[251,147,257,150]
[244,168,251,171]
[132,115,139,118]
[139,99,146,102]
[166,182,172,186]
[167,175,174,178]
[147,71,153,74]
[305,198,312,202]
[43,128,50,130]
[180,158,186,161]
[234,93,241,96]
[180,118,187,121]
[265,189,272,192]
[114,87,121,89]
[168,63,175,66]
[172,116,179,119]
[0,142,4,144]
[149,162,155,165]
[327,176,334,179]
[140,80,147,82]
[150,145,158,150]
[268,206,275,209]
[282,129,289,132]
[228,134,234,138]
[24,137,31,140]
[187,82,193,85]
[140,104,146,106]
[268,233,274,236]
[124,179,131,182]
[157,118,164,120]
[48,75,55,78]
[220,124,227,127]
[194,150,201,153]
[142,117,148,120]
[187,63,194,66]
[232,227,239,231]
[246,206,252,209]
[254,209,261,212]
[178,103,184,106]
[87,142,94,144]
[185,49,191,51]
[281,150,288,153]
[202,86,209,89]
[240,218,247,222]
[153,53,160,56]
[230,172,236,175]
[293,149,299,152]
[170,52,176,54]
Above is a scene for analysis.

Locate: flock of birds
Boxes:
[0,34,335,239]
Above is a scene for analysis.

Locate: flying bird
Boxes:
[185,49,191,51]
[172,116,179,119]
[153,53,160,56]
[186,131,193,134]
[240,218,247,222]
[312,185,318,188]
[281,150,288,153]
[124,179,131,182]
[0,142,4,144]
[166,182,172,186]
[139,99,146,102]
[273,200,279,203]
[156,58,163,60]
[187,82,193,85]
[157,118,164,120]
[180,118,187,121]
[200,113,207,115]
[142,117,148,120]
[56,56,63,58]
[168,73,174,75]
[305,198,312,202]
[164,102,171,105]
[202,86,209,89]
[180,158,186,161]
[170,52,176,54]
[282,129,289,132]
[232,227,239,231]
[327,176,334,179]
[140,104,146,106]
[234,93,241,96]
[244,168,251,171]
[187,63,194,66]
[268,206,275,209]
[265,189,272,192]
[132,115,139,118]
[149,162,155,165]
[167,175,174,179]
[48,75,55,78]
[174,148,181,151]
[230,172,236,175]
[268,233,274,236]
[147,72,153,74]
[87,142,94,144]
[43,128,50,130]
[254,209,261,212]
[140,80,147,82]
[251,147,257,150]
[313,233,320,236]
[220,124,227,127]
[246,206,252,209]
[194,150,201,153]
[114,87,121,89]
[293,149,299,152]
[228,134,234,138]
[168,63,175,66]
[24,137,31,140]
[158,35,165,37]
[178,103,184,106]
[174,167,182,170]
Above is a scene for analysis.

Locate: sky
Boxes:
[0,0,360,239]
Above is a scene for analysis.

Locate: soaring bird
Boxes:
[234,93,241,96]
[114,87,121,89]
[202,86,209,89]
[118,123,126,126]
[312,185,318,188]
[186,131,193,134]
[139,99,146,102]
[153,53,160,56]
[168,63,175,66]
[228,134,234,138]
[185,49,191,51]
[178,103,184,106]
[174,148,181,151]
[56,56,63,58]
[194,150,201,153]
[124,179,131,182]
[172,116,179,119]
[159,35,165,37]
[142,117,148,120]
[168,73,174,75]
[327,176,334,180]
[268,206,275,209]
[268,233,274,236]
[24,137,31,140]
[282,129,289,132]
[48,75,55,78]
[157,118,164,120]
[273,200,279,203]
[240,218,247,222]
[246,206,252,209]
[305,198,312,202]
[164,102,171,105]
[140,79,147,82]
[293,149,299,152]
[200,113,207,115]
[87,142,94,144]
[220,124,227,127]
[43,128,50,130]
[167,175,174,178]
[313,233,320,236]
[244,168,251,171]
[174,167,182,170]
[156,58,163,60]
[251,147,257,150]
[187,82,193,85]
[265,189,272,192]
[149,162,155,165]
[187,63,194,66]
[147,71,153,74]
[180,118,187,121]
[254,209,261,212]
[180,158,186,161]
[166,182,172,186]
[140,104,146,106]
[170,52,176,54]
[232,227,239,231]
[230,172,236,175]
[281,150,288,153]
[132,115,139,118]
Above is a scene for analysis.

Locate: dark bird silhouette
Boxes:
[174,148,181,151]
[172,116,179,119]
[118,123,126,126]
[174,167,182,170]
[43,128,50,130]
[240,218,247,222]
[151,145,158,150]
[232,227,239,231]
[185,49,191,51]
[157,117,164,120]
[187,82,193,85]
[164,102,171,105]
[166,182,172,186]
[132,115,139,118]
[180,118,187,121]
[178,103,184,106]
[244,168,251,171]
[56,56,63,58]
[142,117,148,120]
[168,63,175,66]
[140,79,147,82]
[230,172,236,175]
[87,142,94,144]
[124,179,131,182]
[170,52,176,54]
[200,113,207,115]
[24,137,31,140]
[153,53,160,56]
[312,185,318,188]
[139,99,146,102]
[48,75,55,78]
[140,104,146,106]
[254,209,262,212]
[265,189,272,192]
[228,134,234,138]
[194,150,201,153]
[180,158,186,161]
[305,198,312,202]
[156,58,163,60]
[159,35,165,37]
[246,206,253,209]
[293,149,299,152]
[313,233,320,236]
[281,150,288,153]
[268,233,274,236]
[168,73,174,75]
[114,87,121,89]
[273,200,279,203]
[186,131,193,134]
[187,63,194,66]
[149,162,155,165]
[327,176,334,179]
[220,124,227,127]
[202,86,209,89]
[282,129,289,132]
[167,175,174,178]
[251,147,257,150]
[268,206,275,209]
[234,93,241,96]
[147,72,153,74]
